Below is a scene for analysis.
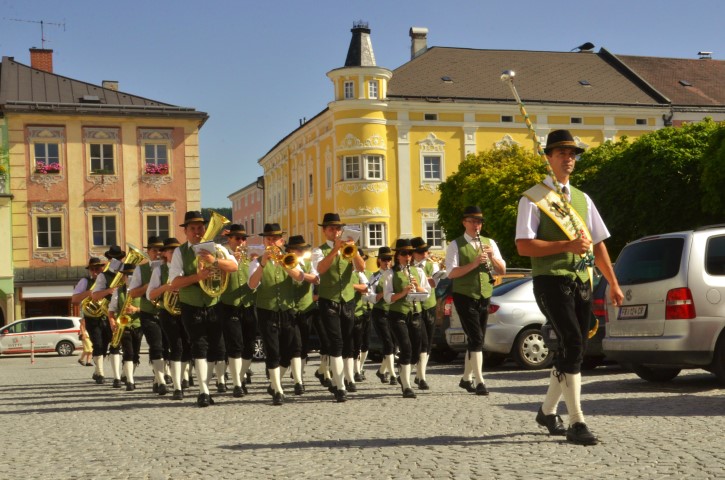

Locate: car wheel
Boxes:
[511,328,553,370]
[631,364,681,382]
[483,352,506,368]
[56,340,75,357]
[430,348,459,363]
[252,336,265,361]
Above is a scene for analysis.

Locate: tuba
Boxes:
[79,261,113,317]
[196,211,231,297]
[81,245,147,317]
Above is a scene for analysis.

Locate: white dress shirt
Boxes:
[445,234,505,272]
[382,266,431,304]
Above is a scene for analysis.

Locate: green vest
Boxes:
[371,270,389,312]
[317,243,355,303]
[451,235,493,300]
[220,251,255,308]
[354,269,372,317]
[292,259,315,314]
[388,267,425,315]
[255,261,295,312]
[420,260,437,309]
[138,263,160,315]
[117,286,141,329]
[531,185,590,283]
[178,243,218,308]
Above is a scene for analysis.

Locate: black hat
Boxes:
[544,129,585,155]
[85,257,107,269]
[318,213,346,227]
[286,235,310,249]
[104,245,126,259]
[377,246,393,260]
[179,211,207,227]
[224,224,249,238]
[145,236,164,249]
[120,263,137,275]
[410,237,429,252]
[259,223,285,237]
[393,238,414,252]
[161,237,181,250]
[462,206,484,220]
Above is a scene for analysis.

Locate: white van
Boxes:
[603,226,725,383]
[0,316,82,356]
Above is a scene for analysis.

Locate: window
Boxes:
[90,143,114,173]
[423,155,442,181]
[250,218,255,234]
[344,81,354,99]
[501,115,514,123]
[30,319,57,331]
[636,118,647,126]
[570,117,583,124]
[309,174,313,196]
[425,221,444,248]
[147,215,170,239]
[424,113,438,121]
[365,155,383,180]
[36,216,62,248]
[326,166,332,190]
[344,156,361,180]
[366,223,385,248]
[705,236,725,276]
[33,142,60,173]
[368,80,378,99]
[7,321,29,334]
[91,215,117,247]
[144,144,169,175]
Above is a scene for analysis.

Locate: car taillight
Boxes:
[665,288,696,320]
[443,296,453,316]
[488,303,500,314]
[592,298,605,318]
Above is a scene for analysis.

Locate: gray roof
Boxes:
[0,56,208,122]
[387,47,667,107]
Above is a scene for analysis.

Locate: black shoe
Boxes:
[158,383,168,396]
[397,376,402,385]
[92,373,99,381]
[414,377,420,385]
[359,371,366,381]
[536,408,566,436]
[95,375,105,385]
[294,383,305,396]
[375,370,388,383]
[241,382,248,395]
[389,376,398,386]
[217,382,227,393]
[566,422,599,445]
[335,389,347,403]
[188,376,195,387]
[475,383,489,396]
[458,379,475,393]
[346,382,357,393]
[233,386,244,398]
[152,383,159,393]
[121,375,127,384]
[418,379,430,390]
[245,369,253,383]
[112,378,122,388]
[172,389,184,400]
[126,383,136,391]
[197,393,211,407]
[328,384,338,394]
[314,371,326,386]
[354,372,363,382]
[165,374,173,385]
[181,379,189,390]
[273,392,285,406]
[402,387,417,398]
[323,378,332,388]
[267,385,274,397]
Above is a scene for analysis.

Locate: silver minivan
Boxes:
[603,226,725,383]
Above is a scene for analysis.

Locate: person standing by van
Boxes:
[516,129,623,446]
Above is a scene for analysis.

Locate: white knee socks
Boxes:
[171,361,183,391]
[560,372,585,425]
[291,357,303,385]
[400,364,412,389]
[418,352,429,381]
[123,361,134,385]
[471,351,485,385]
[111,354,122,380]
[229,357,243,387]
[195,359,209,394]
[269,367,283,394]
[331,356,345,389]
[542,368,563,415]
[462,351,473,381]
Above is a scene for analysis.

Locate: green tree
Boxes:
[438,145,546,267]
[700,122,725,215]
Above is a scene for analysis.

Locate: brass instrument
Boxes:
[234,245,248,265]
[81,245,147,317]
[196,211,231,297]
[162,281,181,316]
[79,261,113,316]
[111,287,137,348]
[428,254,446,271]
[266,245,298,269]
[341,242,358,260]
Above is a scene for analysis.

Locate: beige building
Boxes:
[0,49,208,323]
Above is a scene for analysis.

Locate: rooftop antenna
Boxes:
[6,18,66,49]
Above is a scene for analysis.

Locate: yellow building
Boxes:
[258,24,724,262]
[0,49,208,323]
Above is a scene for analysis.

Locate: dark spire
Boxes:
[344,21,376,67]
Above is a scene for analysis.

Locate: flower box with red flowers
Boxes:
[144,163,169,175]
[35,162,62,174]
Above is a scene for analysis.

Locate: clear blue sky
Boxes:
[2,0,722,207]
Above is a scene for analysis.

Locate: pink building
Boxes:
[228,178,264,245]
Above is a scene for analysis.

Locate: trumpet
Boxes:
[79,261,113,316]
[341,242,357,260]
[234,245,248,264]
[266,245,298,269]
[428,254,446,271]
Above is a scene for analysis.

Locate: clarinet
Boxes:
[477,230,496,285]
[405,263,421,311]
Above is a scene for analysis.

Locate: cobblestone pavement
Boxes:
[1,353,724,479]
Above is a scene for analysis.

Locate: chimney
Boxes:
[410,27,428,60]
[29,48,53,73]
[102,80,119,91]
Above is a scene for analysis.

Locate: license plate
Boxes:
[618,304,648,320]
[450,333,466,344]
